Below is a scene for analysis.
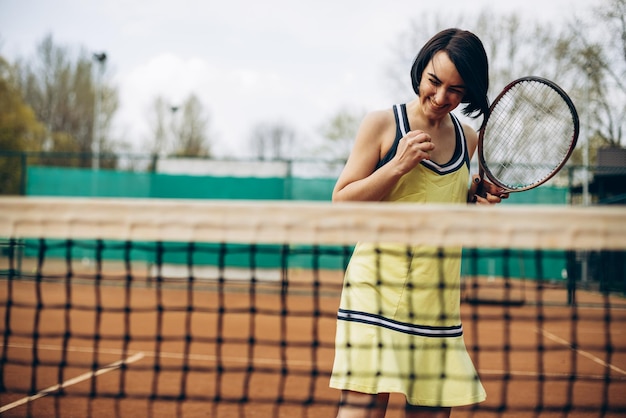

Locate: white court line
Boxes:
[3,342,313,367]
[478,369,626,380]
[0,352,145,414]
[538,328,626,376]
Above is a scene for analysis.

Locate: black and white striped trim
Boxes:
[394,104,467,174]
[337,308,463,338]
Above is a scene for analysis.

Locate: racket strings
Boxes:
[483,80,576,190]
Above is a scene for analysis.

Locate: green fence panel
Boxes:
[503,185,568,204]
[21,239,350,272]
[23,166,570,277]
[150,174,286,199]
[461,248,567,282]
[289,178,335,201]
[25,167,334,200]
[27,167,152,197]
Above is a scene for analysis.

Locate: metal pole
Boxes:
[92,52,107,171]
[582,64,591,206]
[171,105,179,156]
[580,64,592,287]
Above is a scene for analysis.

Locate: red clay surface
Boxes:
[1,260,625,418]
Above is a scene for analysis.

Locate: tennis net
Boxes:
[0,197,625,418]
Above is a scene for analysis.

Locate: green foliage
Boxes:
[146,94,213,158]
[386,1,625,157]
[317,108,364,162]
[14,34,119,165]
[172,94,212,157]
[0,57,46,151]
[0,56,46,194]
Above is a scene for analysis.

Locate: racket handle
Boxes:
[471,176,486,203]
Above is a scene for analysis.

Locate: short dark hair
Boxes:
[410,28,490,125]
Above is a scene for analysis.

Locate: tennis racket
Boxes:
[475,76,579,199]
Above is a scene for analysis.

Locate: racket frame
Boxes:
[476,76,579,196]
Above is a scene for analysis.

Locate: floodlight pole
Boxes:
[580,63,593,287]
[582,65,591,207]
[92,52,107,171]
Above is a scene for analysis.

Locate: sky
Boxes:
[0,0,595,158]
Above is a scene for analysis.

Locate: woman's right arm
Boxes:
[332,110,434,202]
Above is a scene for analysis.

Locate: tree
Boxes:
[248,122,295,160]
[146,96,170,157]
[390,4,626,153]
[146,93,213,158]
[172,94,212,157]
[14,34,119,167]
[0,55,46,194]
[317,107,364,162]
[565,0,626,149]
[387,4,625,157]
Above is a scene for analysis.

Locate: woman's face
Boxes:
[418,50,466,119]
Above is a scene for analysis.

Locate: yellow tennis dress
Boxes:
[329,104,486,407]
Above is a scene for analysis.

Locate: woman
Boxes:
[329,28,507,418]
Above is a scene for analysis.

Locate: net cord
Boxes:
[0,197,624,250]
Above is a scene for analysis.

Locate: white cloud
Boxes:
[2,0,596,158]
[115,51,321,156]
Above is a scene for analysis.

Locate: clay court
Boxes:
[1,259,625,418]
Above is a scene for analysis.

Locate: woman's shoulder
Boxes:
[359,107,396,135]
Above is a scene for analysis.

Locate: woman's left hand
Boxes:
[467,175,509,204]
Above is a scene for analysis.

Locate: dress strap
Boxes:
[375,104,406,170]
[395,104,410,137]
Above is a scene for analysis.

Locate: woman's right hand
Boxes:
[392,130,435,175]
